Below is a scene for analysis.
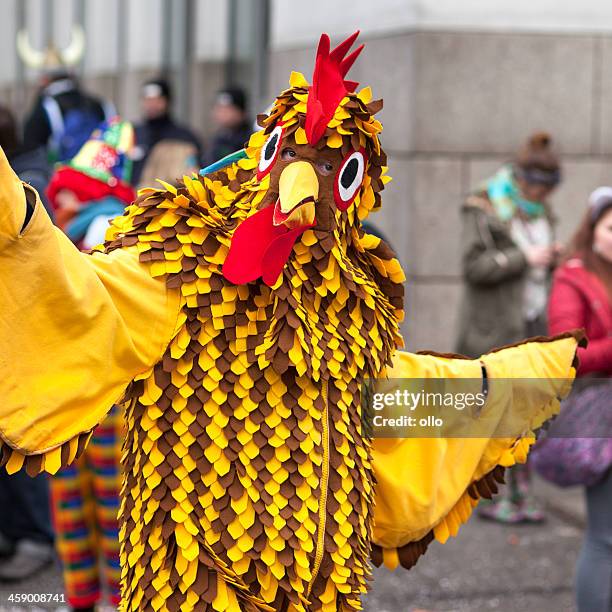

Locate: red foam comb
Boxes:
[305,31,364,145]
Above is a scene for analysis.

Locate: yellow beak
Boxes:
[274,161,319,228]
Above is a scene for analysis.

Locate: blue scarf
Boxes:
[486,165,546,221]
[65,197,125,242]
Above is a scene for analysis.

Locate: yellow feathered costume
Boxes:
[0,32,582,611]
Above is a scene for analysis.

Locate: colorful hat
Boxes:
[47,117,136,208]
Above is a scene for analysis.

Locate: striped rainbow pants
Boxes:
[50,406,123,608]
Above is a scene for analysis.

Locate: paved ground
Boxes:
[363,478,585,612]
[0,480,585,612]
[363,513,581,612]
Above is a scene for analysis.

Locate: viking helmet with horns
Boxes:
[17,25,85,70]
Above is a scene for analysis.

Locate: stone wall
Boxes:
[269,30,612,351]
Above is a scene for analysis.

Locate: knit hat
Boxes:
[215,86,247,112]
[142,78,172,101]
[588,186,612,223]
[47,117,135,208]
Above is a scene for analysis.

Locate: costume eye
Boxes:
[316,160,334,176]
[257,124,284,180]
[334,149,366,210]
[281,147,296,161]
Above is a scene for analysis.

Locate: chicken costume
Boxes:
[0,32,583,611]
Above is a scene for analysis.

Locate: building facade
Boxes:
[2,0,611,350]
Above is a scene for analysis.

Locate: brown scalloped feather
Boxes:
[487,329,587,353]
[487,329,587,371]
[0,430,93,476]
[416,349,473,360]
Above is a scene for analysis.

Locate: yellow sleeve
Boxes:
[0,149,181,475]
[370,333,582,571]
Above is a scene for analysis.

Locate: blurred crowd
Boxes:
[0,61,610,612]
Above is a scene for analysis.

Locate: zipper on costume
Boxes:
[306,379,330,597]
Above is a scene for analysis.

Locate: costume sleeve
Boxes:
[461,208,527,286]
[548,275,612,375]
[370,332,583,571]
[0,148,181,475]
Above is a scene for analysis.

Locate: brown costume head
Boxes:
[223,31,389,287]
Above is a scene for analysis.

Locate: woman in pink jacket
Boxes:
[548,187,612,612]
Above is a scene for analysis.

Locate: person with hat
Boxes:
[47,117,135,249]
[45,119,133,610]
[456,131,563,524]
[18,26,115,164]
[203,86,252,167]
[23,72,114,165]
[548,187,612,612]
[131,78,202,187]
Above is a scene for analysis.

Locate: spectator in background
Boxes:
[548,187,612,612]
[23,70,114,164]
[47,117,135,249]
[46,118,133,611]
[0,106,55,581]
[132,78,202,187]
[456,132,562,523]
[203,86,252,166]
[0,105,52,217]
[0,469,54,582]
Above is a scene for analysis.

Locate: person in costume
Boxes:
[46,118,134,611]
[456,132,562,524]
[548,187,612,612]
[0,33,583,611]
[50,409,124,612]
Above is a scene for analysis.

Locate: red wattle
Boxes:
[261,225,311,286]
[222,206,314,287]
[222,206,277,284]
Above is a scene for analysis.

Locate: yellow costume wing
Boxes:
[371,334,583,570]
[0,148,180,474]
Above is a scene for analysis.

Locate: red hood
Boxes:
[554,259,612,330]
